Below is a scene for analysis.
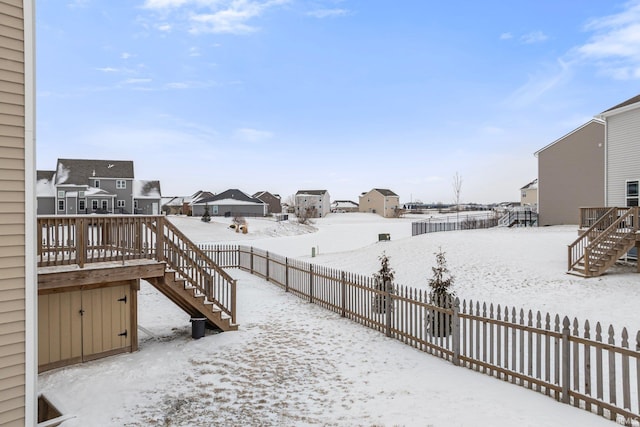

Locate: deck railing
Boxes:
[38,215,236,323]
[202,244,640,425]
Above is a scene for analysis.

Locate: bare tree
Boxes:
[452,172,463,224]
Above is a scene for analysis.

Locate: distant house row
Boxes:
[36,158,162,215]
[534,93,640,226]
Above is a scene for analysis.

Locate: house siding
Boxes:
[0,1,35,425]
[537,121,605,226]
[605,108,640,206]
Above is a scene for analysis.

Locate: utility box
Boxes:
[191,318,206,339]
[378,233,391,241]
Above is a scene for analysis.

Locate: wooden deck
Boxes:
[37,215,238,331]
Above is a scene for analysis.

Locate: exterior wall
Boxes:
[359,191,399,217]
[135,199,160,215]
[295,193,330,218]
[537,121,604,225]
[256,193,281,214]
[37,197,54,215]
[0,0,36,425]
[520,188,538,207]
[192,203,266,217]
[605,107,640,206]
[98,178,133,214]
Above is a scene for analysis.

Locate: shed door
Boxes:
[81,285,131,359]
[38,291,83,368]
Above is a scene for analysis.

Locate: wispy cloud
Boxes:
[575,0,640,79]
[521,31,548,44]
[506,59,572,108]
[142,0,290,35]
[96,67,119,73]
[188,47,201,56]
[67,0,89,9]
[234,127,274,143]
[123,78,152,84]
[499,32,513,40]
[121,52,134,59]
[156,23,172,32]
[307,8,349,18]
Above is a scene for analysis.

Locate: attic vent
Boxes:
[108,164,114,168]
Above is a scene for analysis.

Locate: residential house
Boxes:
[519,179,538,208]
[0,0,37,425]
[295,190,330,218]
[253,191,282,214]
[162,190,214,216]
[359,188,400,218]
[36,158,162,215]
[597,94,640,207]
[534,119,605,226]
[331,200,359,213]
[193,189,267,217]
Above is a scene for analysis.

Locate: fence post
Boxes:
[250,247,254,274]
[452,297,460,366]
[237,245,240,268]
[341,271,346,317]
[385,281,392,338]
[561,316,571,404]
[309,264,314,303]
[231,279,237,325]
[265,251,270,282]
[285,257,289,293]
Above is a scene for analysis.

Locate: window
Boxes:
[627,180,639,207]
[101,200,108,211]
[116,180,126,189]
[94,180,100,188]
[58,200,65,211]
[79,199,86,212]
[57,190,65,198]
[134,200,139,209]
[79,191,85,198]
[92,200,98,210]
[117,200,125,208]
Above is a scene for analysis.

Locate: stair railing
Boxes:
[567,207,632,274]
[583,207,638,275]
[156,217,237,324]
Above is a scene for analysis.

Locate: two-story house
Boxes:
[37,159,162,215]
[519,179,538,209]
[359,188,400,218]
[295,190,330,218]
[253,191,282,214]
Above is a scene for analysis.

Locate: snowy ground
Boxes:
[39,213,639,426]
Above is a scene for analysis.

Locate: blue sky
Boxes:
[36,0,640,203]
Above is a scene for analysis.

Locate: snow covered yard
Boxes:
[38,213,639,426]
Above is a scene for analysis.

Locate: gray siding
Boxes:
[606,108,640,206]
[537,121,605,225]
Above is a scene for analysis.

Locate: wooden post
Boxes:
[561,316,571,404]
[77,218,85,268]
[231,279,237,324]
[285,257,289,293]
[155,217,164,262]
[309,264,314,303]
[385,280,392,338]
[341,271,346,317]
[265,251,270,282]
[452,297,460,366]
[250,247,254,274]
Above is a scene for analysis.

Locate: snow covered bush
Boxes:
[372,252,395,314]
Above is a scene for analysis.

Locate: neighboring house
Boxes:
[193,189,267,217]
[596,94,640,207]
[534,119,605,226]
[359,188,400,218]
[162,190,214,216]
[519,179,538,208]
[331,200,359,213]
[36,158,162,215]
[295,190,331,218]
[0,1,37,425]
[253,191,282,214]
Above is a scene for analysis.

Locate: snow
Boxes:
[38,213,637,426]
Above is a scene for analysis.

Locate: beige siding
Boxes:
[0,0,27,424]
[605,107,640,206]
[537,121,605,226]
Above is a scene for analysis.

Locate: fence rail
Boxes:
[204,243,640,425]
[412,214,499,236]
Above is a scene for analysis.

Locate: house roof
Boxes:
[520,179,538,191]
[198,189,262,204]
[133,180,162,199]
[332,200,359,208]
[36,171,55,197]
[55,158,134,185]
[600,93,640,115]
[296,190,328,196]
[372,188,398,197]
[253,191,281,200]
[533,119,604,157]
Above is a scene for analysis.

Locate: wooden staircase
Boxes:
[568,207,638,277]
[147,269,237,331]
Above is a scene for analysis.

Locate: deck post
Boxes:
[155,217,164,262]
[231,279,237,324]
[77,217,85,268]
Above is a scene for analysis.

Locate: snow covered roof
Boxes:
[55,158,134,184]
[296,189,328,196]
[36,171,55,197]
[196,198,264,206]
[332,200,359,208]
[520,179,538,190]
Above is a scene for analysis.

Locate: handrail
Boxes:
[567,207,636,273]
[583,207,637,274]
[37,215,236,324]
